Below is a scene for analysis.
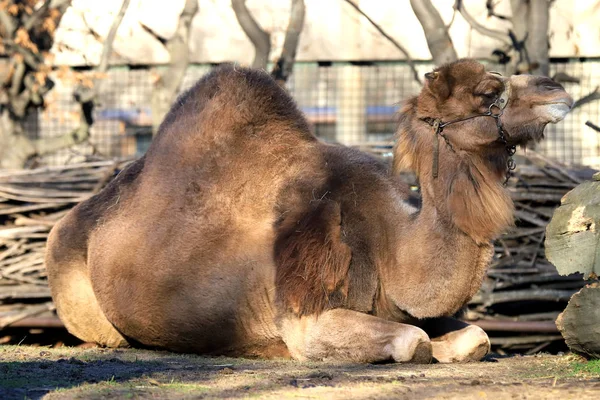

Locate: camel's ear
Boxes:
[424,69,450,100]
[275,200,351,316]
[424,71,438,80]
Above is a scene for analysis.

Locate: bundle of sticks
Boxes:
[0,150,594,353]
[0,160,128,332]
[466,151,594,354]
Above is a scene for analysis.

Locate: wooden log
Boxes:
[0,284,51,300]
[555,284,600,359]
[469,319,559,333]
[0,202,70,216]
[490,335,564,347]
[7,316,64,329]
[0,302,54,329]
[470,289,577,306]
[546,179,600,279]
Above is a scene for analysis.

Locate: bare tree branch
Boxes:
[552,72,580,84]
[151,0,199,133]
[573,87,600,110]
[486,0,510,21]
[72,0,131,136]
[98,0,130,73]
[409,0,457,66]
[51,0,72,16]
[445,8,457,32]
[24,0,53,32]
[2,39,44,68]
[9,60,26,99]
[231,0,271,70]
[0,8,16,38]
[454,0,511,46]
[271,0,305,85]
[342,0,422,85]
[585,121,600,133]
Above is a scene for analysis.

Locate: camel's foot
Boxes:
[431,324,490,363]
[388,326,433,363]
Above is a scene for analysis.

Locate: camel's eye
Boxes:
[478,91,498,100]
[475,80,502,101]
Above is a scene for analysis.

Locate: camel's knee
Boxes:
[389,326,432,363]
[432,324,490,363]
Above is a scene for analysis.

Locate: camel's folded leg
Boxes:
[46,216,127,348]
[279,308,432,363]
[420,317,490,363]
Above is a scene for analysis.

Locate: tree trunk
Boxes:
[410,0,457,66]
[526,0,550,76]
[0,111,32,169]
[0,106,92,169]
[151,0,199,134]
[510,0,550,76]
[271,0,305,85]
[231,0,271,70]
[0,0,128,168]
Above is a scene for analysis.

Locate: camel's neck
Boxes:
[380,122,515,320]
[418,148,514,244]
[394,104,515,244]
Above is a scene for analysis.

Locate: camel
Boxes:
[45,59,573,363]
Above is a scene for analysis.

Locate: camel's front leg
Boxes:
[420,317,490,363]
[279,309,432,363]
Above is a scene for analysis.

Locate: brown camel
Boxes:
[45,59,573,363]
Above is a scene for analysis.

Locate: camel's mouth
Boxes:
[538,100,573,107]
[504,98,573,145]
[535,100,573,123]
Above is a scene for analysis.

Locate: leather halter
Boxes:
[421,82,516,186]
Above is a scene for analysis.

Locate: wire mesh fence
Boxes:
[26,59,600,167]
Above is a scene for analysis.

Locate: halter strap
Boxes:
[421,83,516,185]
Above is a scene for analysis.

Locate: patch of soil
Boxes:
[0,346,598,399]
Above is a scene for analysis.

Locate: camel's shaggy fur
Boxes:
[46,60,573,363]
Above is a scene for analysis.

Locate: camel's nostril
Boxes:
[536,77,565,91]
[543,85,566,93]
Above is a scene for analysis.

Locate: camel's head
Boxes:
[416,59,574,148]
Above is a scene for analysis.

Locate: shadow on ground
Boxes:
[1,346,599,399]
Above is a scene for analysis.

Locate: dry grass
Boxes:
[0,346,599,399]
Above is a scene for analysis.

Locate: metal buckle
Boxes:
[488,102,504,117]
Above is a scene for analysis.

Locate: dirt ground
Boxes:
[0,346,599,400]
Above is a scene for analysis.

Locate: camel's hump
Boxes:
[152,64,314,146]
